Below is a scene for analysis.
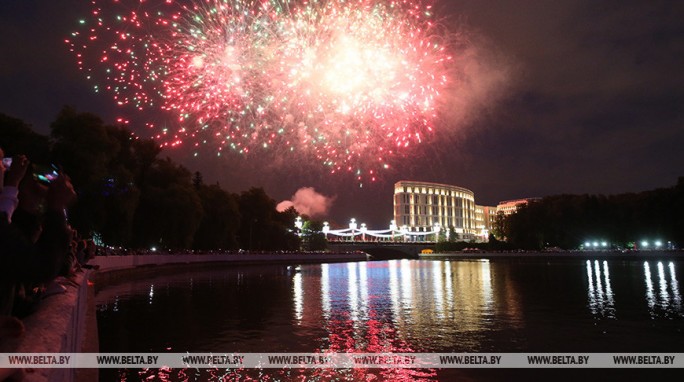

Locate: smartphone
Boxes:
[33,164,59,184]
[1,157,11,167]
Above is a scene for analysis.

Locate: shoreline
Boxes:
[89,252,366,293]
[419,250,684,261]
[90,251,370,273]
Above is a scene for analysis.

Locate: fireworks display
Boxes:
[67,0,454,180]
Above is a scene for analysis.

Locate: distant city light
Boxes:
[582,239,612,250]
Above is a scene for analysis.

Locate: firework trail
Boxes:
[67,0,455,181]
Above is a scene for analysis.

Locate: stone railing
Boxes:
[1,270,97,382]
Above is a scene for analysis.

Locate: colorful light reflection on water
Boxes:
[96,259,684,381]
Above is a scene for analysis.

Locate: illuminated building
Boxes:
[496,198,541,216]
[475,205,498,241]
[394,180,480,241]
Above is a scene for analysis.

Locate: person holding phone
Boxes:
[1,148,76,333]
[0,148,30,223]
[1,148,31,347]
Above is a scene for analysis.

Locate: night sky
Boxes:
[1,0,682,229]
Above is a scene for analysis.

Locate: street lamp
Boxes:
[349,218,357,242]
[360,223,367,242]
[322,221,329,240]
[389,220,397,242]
[433,223,441,242]
[401,225,408,242]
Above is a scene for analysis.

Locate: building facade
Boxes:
[496,198,541,216]
[475,205,497,241]
[394,181,478,241]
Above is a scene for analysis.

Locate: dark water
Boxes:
[96,258,684,381]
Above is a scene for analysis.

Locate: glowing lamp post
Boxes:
[389,220,397,242]
[360,223,367,242]
[295,216,303,236]
[322,221,329,240]
[401,225,408,242]
[433,223,441,242]
[349,218,357,242]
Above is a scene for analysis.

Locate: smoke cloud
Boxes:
[276,187,334,218]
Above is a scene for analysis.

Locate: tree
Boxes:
[500,179,684,250]
[491,212,507,241]
[50,107,120,236]
[1,109,310,251]
[193,184,240,250]
[132,158,203,249]
[237,188,299,250]
[301,219,327,251]
[0,113,50,163]
[50,107,117,186]
[192,171,203,190]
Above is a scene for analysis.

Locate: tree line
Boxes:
[498,180,684,250]
[4,107,681,253]
[0,107,304,251]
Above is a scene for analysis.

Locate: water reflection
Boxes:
[671,262,682,309]
[400,259,413,316]
[321,263,331,319]
[432,261,444,319]
[315,261,434,381]
[644,261,656,312]
[643,261,683,318]
[311,260,523,354]
[293,272,303,323]
[96,259,684,381]
[294,260,524,380]
[586,260,615,318]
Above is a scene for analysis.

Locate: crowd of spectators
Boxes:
[1,147,95,370]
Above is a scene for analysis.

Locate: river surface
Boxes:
[96,258,684,381]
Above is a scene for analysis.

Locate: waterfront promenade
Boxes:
[90,251,370,272]
[2,251,368,382]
